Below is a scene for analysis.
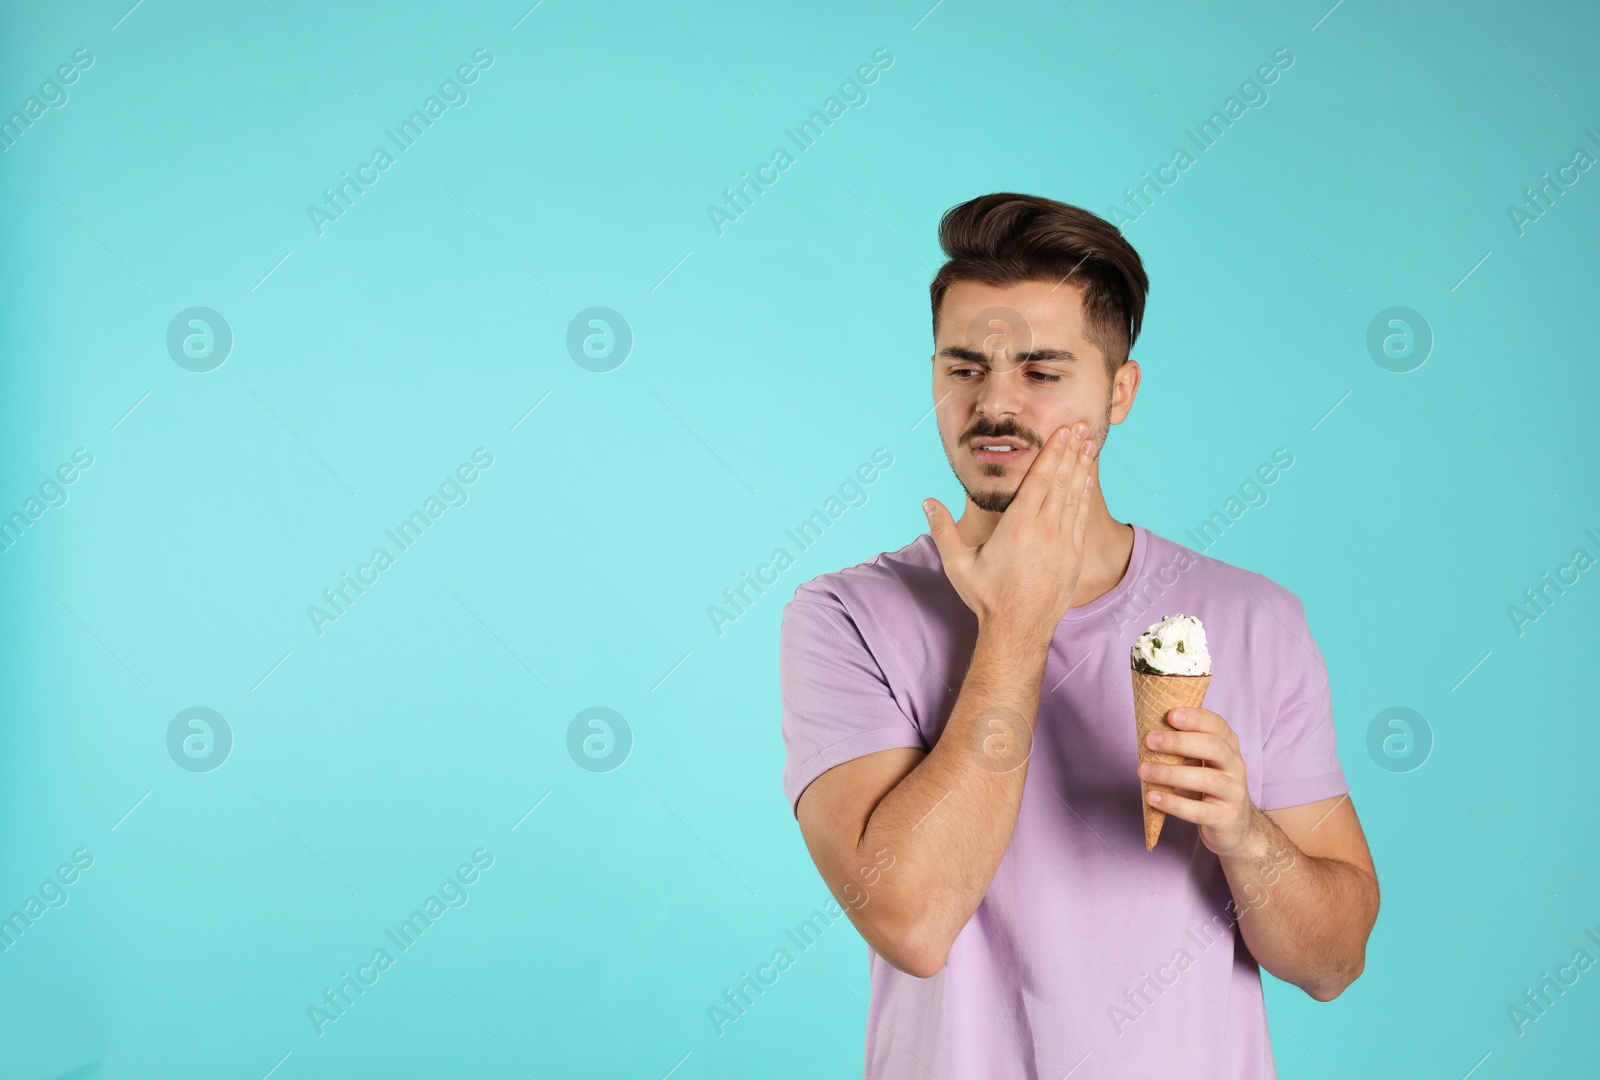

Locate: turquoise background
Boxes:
[2,0,1596,1076]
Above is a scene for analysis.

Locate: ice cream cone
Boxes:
[1131,670,1211,850]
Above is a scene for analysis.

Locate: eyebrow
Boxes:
[937,346,1080,364]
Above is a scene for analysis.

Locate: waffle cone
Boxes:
[1131,670,1212,850]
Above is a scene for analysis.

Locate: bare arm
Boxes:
[1139,708,1379,1000]
[798,620,1053,976]
[796,421,1100,977]
[1217,796,1379,1000]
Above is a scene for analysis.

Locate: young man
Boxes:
[778,193,1379,1078]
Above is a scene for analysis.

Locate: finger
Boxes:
[1146,787,1221,827]
[1168,708,1228,735]
[1037,422,1093,522]
[1009,424,1080,518]
[1056,428,1097,533]
[1069,437,1096,548]
[1140,750,1205,801]
[1139,761,1241,799]
[1145,728,1234,768]
[1169,708,1240,756]
[922,498,972,575]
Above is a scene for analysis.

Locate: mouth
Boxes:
[969,438,1031,464]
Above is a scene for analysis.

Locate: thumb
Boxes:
[922,498,966,569]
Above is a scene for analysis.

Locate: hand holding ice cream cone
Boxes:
[1129,613,1265,856]
[1129,614,1212,850]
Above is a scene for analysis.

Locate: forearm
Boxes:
[852,620,1050,974]
[1220,808,1379,1000]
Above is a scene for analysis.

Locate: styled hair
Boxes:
[929,193,1150,376]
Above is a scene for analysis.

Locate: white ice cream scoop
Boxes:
[1130,613,1211,676]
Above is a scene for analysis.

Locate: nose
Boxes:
[973,363,1030,419]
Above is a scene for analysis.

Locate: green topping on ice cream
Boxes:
[1130,614,1210,676]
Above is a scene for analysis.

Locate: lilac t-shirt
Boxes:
[778,523,1348,1079]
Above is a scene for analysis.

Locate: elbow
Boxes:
[1305,874,1378,1002]
[1304,956,1364,1002]
[898,933,950,980]
[865,912,950,979]
[1305,981,1346,1003]
[889,940,949,980]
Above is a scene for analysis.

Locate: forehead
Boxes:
[936,278,1092,350]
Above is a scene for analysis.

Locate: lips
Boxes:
[970,438,1031,464]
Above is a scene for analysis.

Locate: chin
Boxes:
[969,488,1016,513]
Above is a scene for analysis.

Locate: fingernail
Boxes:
[1149,791,1162,805]
[1172,710,1184,723]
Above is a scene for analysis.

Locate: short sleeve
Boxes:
[779,594,928,818]
[1257,593,1349,811]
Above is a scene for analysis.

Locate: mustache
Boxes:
[963,423,1039,446]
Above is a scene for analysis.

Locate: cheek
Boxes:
[935,379,975,412]
[935,396,974,447]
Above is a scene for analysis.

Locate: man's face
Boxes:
[931,278,1133,514]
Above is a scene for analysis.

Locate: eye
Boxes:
[948,368,1061,382]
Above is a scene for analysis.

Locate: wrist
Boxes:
[1219,802,1276,863]
[976,614,1055,653]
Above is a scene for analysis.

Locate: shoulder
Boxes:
[1140,526,1308,624]
[778,534,950,681]
[785,532,942,616]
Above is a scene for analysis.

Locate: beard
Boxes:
[950,392,1112,514]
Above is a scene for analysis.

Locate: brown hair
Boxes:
[929,193,1150,376]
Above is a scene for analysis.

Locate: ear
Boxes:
[1111,359,1141,423]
